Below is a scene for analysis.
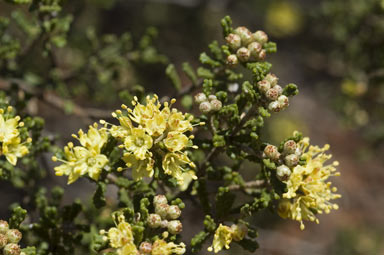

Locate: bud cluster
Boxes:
[257,73,289,112]
[225,27,269,65]
[195,93,222,114]
[263,139,303,181]
[0,220,23,255]
[147,195,183,235]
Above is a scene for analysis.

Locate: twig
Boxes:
[228,180,265,191]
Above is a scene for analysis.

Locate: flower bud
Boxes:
[167,220,183,235]
[208,95,217,101]
[6,229,22,244]
[160,220,169,228]
[278,95,289,108]
[153,195,168,206]
[199,101,212,113]
[265,73,279,87]
[155,203,169,219]
[283,140,297,154]
[252,30,268,44]
[268,101,282,112]
[147,214,162,228]
[248,42,262,58]
[274,84,283,95]
[139,242,153,254]
[264,144,280,161]
[194,93,207,104]
[225,33,241,50]
[265,88,279,101]
[234,26,252,45]
[226,54,239,66]
[276,165,292,181]
[257,80,271,94]
[236,47,250,62]
[3,243,21,255]
[285,154,299,167]
[0,220,9,234]
[167,205,181,220]
[0,234,7,248]
[295,147,302,156]
[258,49,267,61]
[210,99,222,111]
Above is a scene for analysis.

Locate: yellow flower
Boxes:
[164,131,189,152]
[2,137,30,166]
[129,95,161,125]
[110,111,133,139]
[0,107,31,165]
[152,239,186,255]
[280,137,341,230]
[231,223,248,242]
[167,110,193,133]
[53,123,109,184]
[124,128,153,160]
[119,242,139,255]
[122,153,154,181]
[162,152,196,185]
[144,111,167,136]
[108,217,134,248]
[208,224,234,253]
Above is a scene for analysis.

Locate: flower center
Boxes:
[135,137,145,146]
[87,157,96,166]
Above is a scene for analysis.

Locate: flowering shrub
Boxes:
[0,1,341,254]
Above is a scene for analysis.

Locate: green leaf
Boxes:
[182,62,198,85]
[93,182,106,209]
[166,64,182,91]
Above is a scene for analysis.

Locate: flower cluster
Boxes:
[102,214,186,255]
[207,223,247,254]
[225,27,269,66]
[0,220,23,255]
[147,195,183,235]
[0,106,31,166]
[108,95,201,186]
[276,136,341,230]
[52,123,109,184]
[194,93,223,114]
[256,73,289,113]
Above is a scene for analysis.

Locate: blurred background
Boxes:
[1,0,384,254]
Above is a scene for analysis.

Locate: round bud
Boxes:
[160,220,168,228]
[276,165,292,182]
[257,80,271,94]
[265,88,279,101]
[199,101,212,114]
[236,47,250,62]
[285,154,299,167]
[264,145,280,161]
[225,33,242,50]
[265,73,279,87]
[228,83,239,93]
[167,205,181,220]
[0,234,8,248]
[3,243,21,255]
[273,85,283,96]
[194,93,207,104]
[139,242,153,254]
[268,101,282,112]
[283,140,297,154]
[6,229,22,244]
[210,99,222,111]
[153,195,168,206]
[252,30,268,44]
[278,95,289,108]
[258,49,267,61]
[226,54,239,66]
[234,26,253,45]
[167,220,183,235]
[248,42,262,58]
[208,95,217,101]
[147,214,162,228]
[0,220,9,234]
[155,203,169,219]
